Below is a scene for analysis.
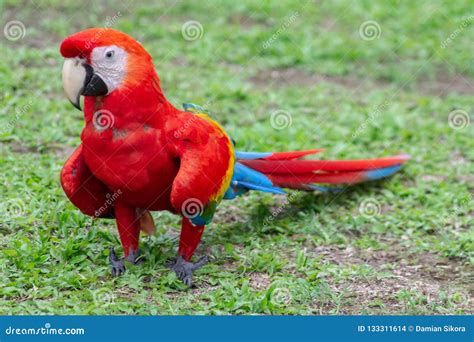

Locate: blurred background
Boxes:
[0,0,472,315]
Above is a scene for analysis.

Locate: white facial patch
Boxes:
[90,45,128,94]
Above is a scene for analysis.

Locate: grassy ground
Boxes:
[0,0,473,315]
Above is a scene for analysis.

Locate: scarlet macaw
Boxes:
[59,29,409,286]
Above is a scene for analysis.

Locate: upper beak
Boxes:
[62,58,109,110]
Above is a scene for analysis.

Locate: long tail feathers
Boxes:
[224,150,409,198]
[235,149,324,161]
[240,154,410,173]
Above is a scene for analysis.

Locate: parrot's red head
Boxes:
[60,28,157,110]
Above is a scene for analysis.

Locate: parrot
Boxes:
[59,28,409,286]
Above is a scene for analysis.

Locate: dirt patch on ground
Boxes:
[248,68,474,97]
[249,272,271,290]
[170,56,188,67]
[419,73,474,97]
[248,68,373,90]
[7,141,76,159]
[213,202,249,225]
[421,174,447,182]
[164,282,218,301]
[8,141,39,154]
[228,13,270,29]
[313,245,473,314]
[456,175,474,184]
[52,145,76,160]
[450,150,469,166]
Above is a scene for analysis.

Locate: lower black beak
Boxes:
[81,64,108,97]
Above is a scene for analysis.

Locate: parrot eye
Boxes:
[105,50,115,59]
[89,45,127,93]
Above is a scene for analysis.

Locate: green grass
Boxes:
[0,0,473,314]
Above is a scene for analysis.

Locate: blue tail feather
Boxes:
[236,181,286,195]
[224,162,285,199]
[308,185,344,192]
[235,151,272,160]
[364,165,402,181]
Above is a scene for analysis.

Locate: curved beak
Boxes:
[62,58,109,110]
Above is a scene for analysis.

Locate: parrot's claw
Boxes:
[109,248,144,276]
[109,248,126,277]
[124,249,144,265]
[167,255,208,287]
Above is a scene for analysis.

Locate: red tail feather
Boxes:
[268,171,369,185]
[263,149,324,160]
[238,151,409,189]
[240,154,410,174]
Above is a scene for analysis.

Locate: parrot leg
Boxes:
[109,202,143,276]
[168,218,208,286]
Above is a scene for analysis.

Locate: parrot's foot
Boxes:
[109,248,143,277]
[124,249,144,265]
[167,255,208,287]
[109,248,126,276]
